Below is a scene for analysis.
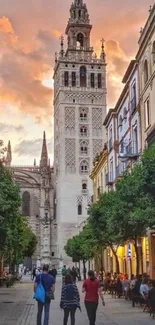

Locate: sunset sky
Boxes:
[0,0,154,165]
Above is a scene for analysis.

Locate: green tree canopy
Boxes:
[0,164,37,272]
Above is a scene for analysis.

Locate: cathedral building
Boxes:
[54,0,107,264]
[6,133,58,269]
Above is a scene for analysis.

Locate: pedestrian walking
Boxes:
[32,266,36,281]
[62,265,68,283]
[49,265,57,282]
[70,266,77,283]
[34,264,55,325]
[82,270,105,325]
[60,274,81,325]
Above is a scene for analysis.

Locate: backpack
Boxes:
[33,275,45,304]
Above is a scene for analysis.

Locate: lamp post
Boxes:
[40,208,52,226]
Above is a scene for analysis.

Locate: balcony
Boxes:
[97,186,103,198]
[118,141,139,162]
[116,164,125,178]
[130,97,136,115]
[109,138,113,151]
[82,189,88,195]
[106,173,113,186]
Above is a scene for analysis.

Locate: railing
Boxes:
[130,97,136,114]
[116,164,125,178]
[82,189,88,195]
[126,141,138,156]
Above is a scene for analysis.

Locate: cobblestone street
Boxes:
[0,277,155,325]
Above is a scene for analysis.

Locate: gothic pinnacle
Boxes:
[40,131,48,167]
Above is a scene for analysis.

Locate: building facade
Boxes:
[137,4,155,149]
[6,133,58,269]
[53,0,107,264]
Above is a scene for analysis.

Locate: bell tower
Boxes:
[54,0,107,265]
[66,0,92,52]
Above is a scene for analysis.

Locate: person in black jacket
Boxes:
[49,265,57,281]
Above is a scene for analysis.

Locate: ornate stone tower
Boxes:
[54,0,107,264]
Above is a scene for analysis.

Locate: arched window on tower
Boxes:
[82,183,87,190]
[152,41,155,64]
[64,71,69,86]
[78,10,81,18]
[77,33,84,48]
[72,72,76,87]
[80,66,87,87]
[98,73,102,88]
[80,141,88,155]
[80,160,89,174]
[22,191,30,216]
[80,109,87,121]
[91,73,95,88]
[78,203,82,215]
[80,126,88,137]
[144,59,149,84]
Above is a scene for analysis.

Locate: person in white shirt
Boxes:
[140,279,149,299]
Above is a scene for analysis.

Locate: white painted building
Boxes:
[53,0,107,264]
[104,60,141,185]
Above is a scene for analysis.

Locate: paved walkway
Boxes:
[0,277,154,325]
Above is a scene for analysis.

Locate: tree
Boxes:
[115,162,155,275]
[64,225,97,279]
[0,140,7,163]
[89,191,124,274]
[0,164,37,272]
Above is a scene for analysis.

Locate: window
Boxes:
[144,98,150,129]
[72,72,76,87]
[91,73,95,88]
[110,160,113,182]
[64,71,69,86]
[80,109,87,121]
[80,66,87,87]
[144,60,149,84]
[78,204,82,215]
[123,107,128,122]
[77,33,84,47]
[118,115,123,132]
[22,191,30,216]
[131,83,136,113]
[133,126,138,154]
[52,252,55,257]
[80,160,89,173]
[98,73,102,88]
[78,10,81,18]
[152,41,155,64]
[80,141,88,154]
[80,126,87,136]
[82,183,87,190]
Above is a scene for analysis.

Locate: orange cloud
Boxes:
[0,16,18,46]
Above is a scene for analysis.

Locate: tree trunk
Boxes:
[111,246,120,274]
[134,243,140,276]
[100,247,104,280]
[83,260,86,280]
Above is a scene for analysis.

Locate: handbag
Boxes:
[33,275,45,304]
[46,289,55,301]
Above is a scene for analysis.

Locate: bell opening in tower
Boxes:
[77,33,84,48]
